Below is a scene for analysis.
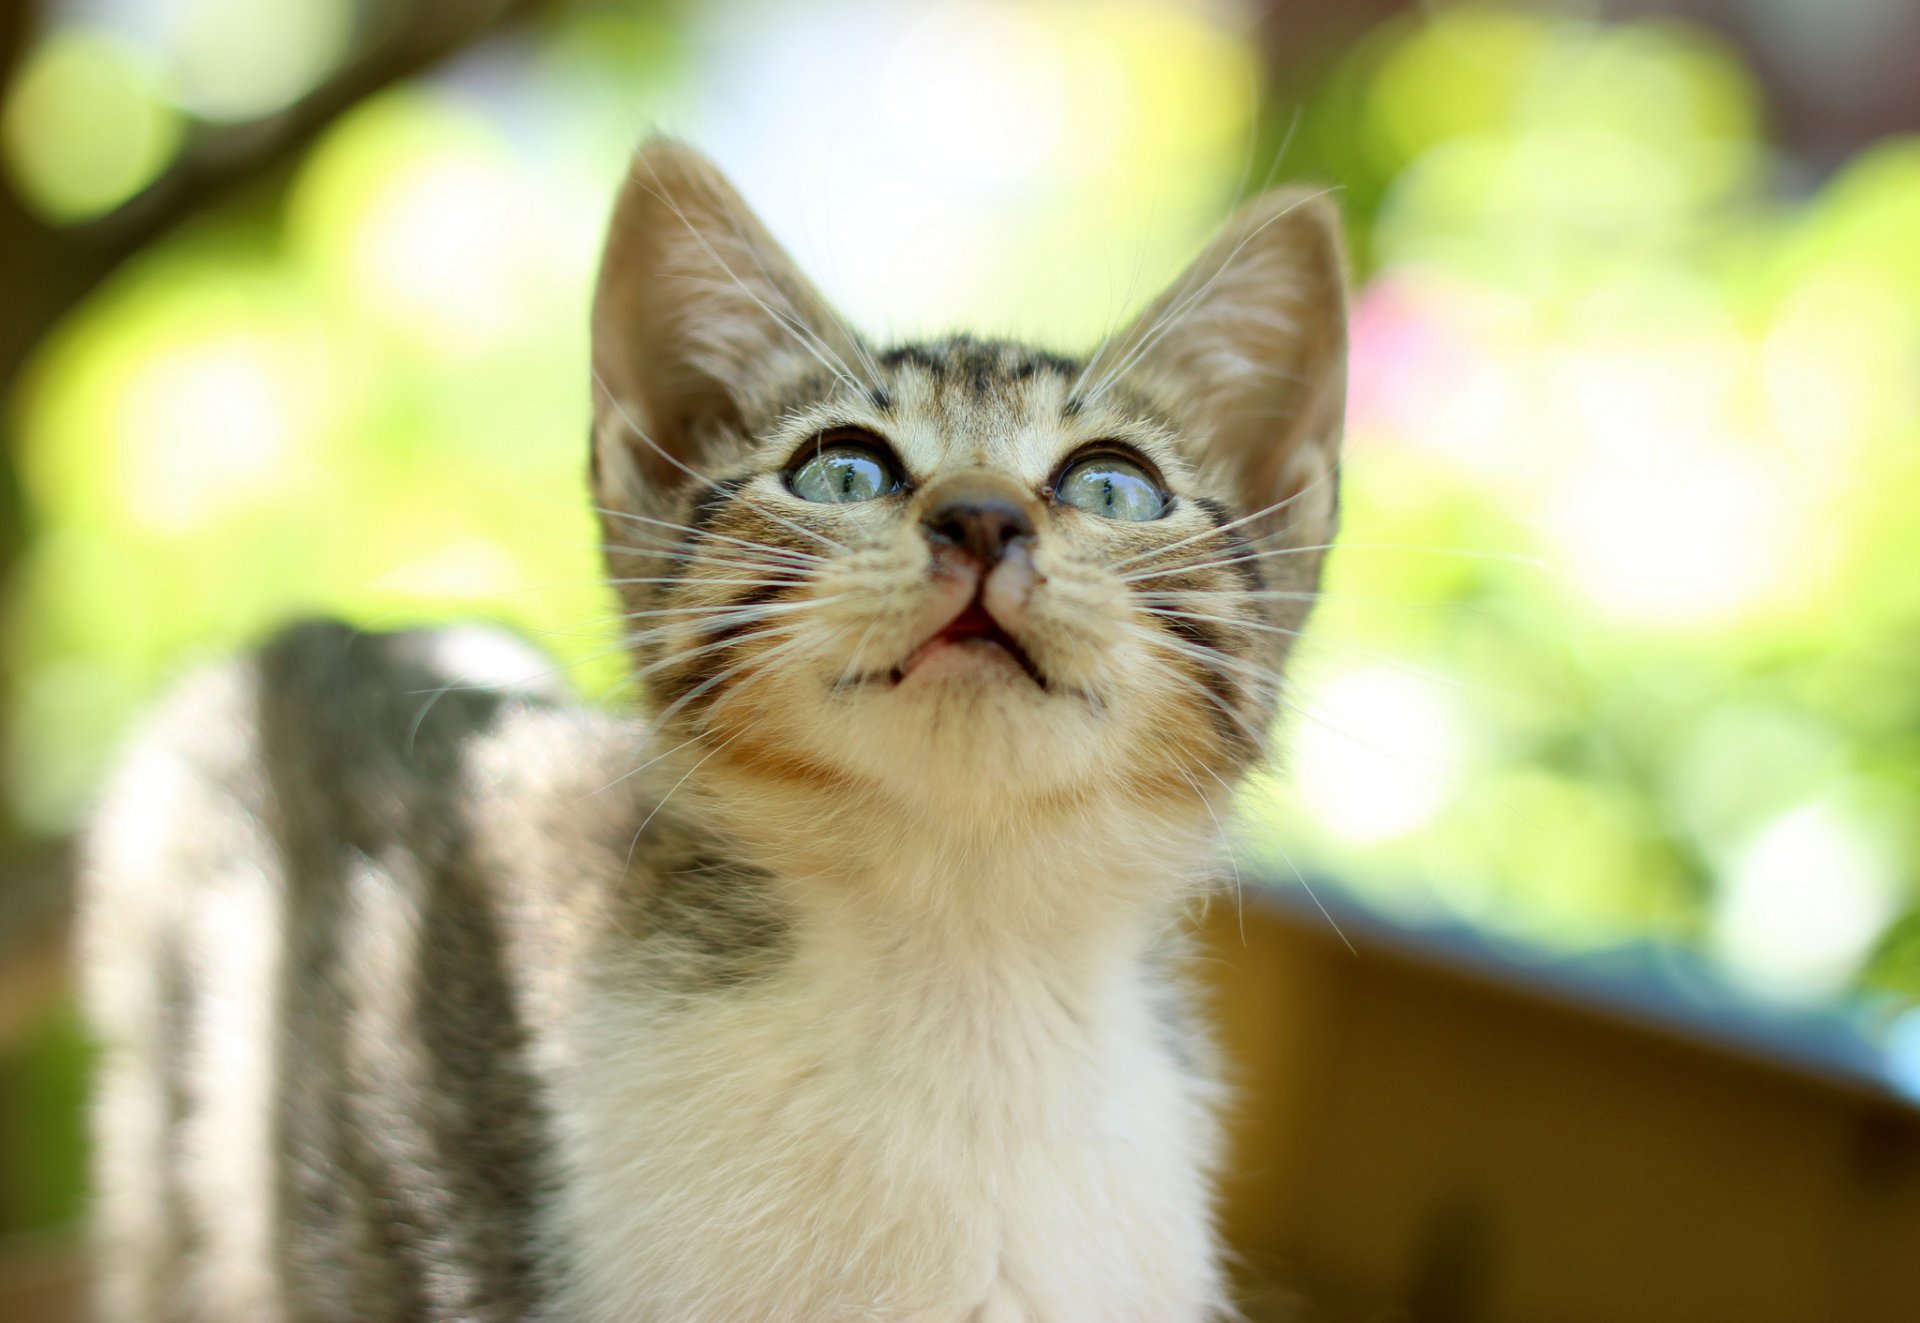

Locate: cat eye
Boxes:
[1053,452,1167,522]
[787,434,902,504]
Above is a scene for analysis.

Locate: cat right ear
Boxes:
[589,139,863,514]
[1095,186,1347,555]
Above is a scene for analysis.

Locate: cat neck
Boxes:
[552,742,1227,1323]
[684,747,1226,954]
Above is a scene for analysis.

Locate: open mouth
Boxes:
[894,599,1046,689]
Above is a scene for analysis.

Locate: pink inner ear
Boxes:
[1089,187,1348,534]
[590,140,868,513]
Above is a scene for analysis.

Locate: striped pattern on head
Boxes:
[589,140,1346,808]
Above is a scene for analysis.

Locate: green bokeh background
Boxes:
[3,0,1918,1239]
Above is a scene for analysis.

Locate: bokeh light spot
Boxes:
[1291,666,1467,845]
[1714,799,1900,1000]
[1,29,182,222]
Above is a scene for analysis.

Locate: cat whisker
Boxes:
[1105,468,1340,573]
[1122,540,1545,587]
[621,726,748,876]
[1142,604,1499,699]
[706,622,857,726]
[830,615,889,691]
[1075,93,1297,405]
[1072,186,1341,407]
[671,274,885,404]
[613,622,830,769]
[595,543,819,580]
[1117,547,1317,585]
[632,618,830,755]
[1141,606,1306,641]
[1168,757,1245,943]
[595,530,824,574]
[394,626,671,755]
[634,157,881,400]
[594,375,855,560]
[578,728,715,804]
[596,507,832,567]
[1140,587,1466,612]
[607,576,828,589]
[620,616,823,681]
[617,595,853,626]
[1117,619,1291,709]
[1134,645,1274,753]
[1122,618,1482,878]
[1258,826,1356,956]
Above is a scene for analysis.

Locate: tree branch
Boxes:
[0,0,561,1052]
[0,0,560,401]
[0,0,35,94]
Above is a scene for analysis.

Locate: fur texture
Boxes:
[83,140,1347,1321]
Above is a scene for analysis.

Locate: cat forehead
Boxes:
[756,336,1184,479]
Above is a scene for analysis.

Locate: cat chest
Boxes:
[545,963,1220,1321]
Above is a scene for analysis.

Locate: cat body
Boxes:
[82,143,1348,1321]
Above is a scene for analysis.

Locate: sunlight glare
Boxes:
[1712,800,1900,1001]
[1291,666,1466,845]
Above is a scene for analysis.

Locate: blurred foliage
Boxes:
[3,0,1920,1231]
[0,1007,88,1233]
[1251,7,1920,1015]
[1,29,182,221]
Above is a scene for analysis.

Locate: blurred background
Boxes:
[1,0,1917,1318]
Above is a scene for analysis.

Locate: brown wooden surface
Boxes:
[1199,894,1920,1323]
[0,1234,84,1323]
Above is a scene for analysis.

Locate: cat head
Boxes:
[590,140,1345,813]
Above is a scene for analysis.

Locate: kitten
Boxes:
[81,140,1346,1322]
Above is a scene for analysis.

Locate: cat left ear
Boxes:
[590,139,864,512]
[1099,187,1347,551]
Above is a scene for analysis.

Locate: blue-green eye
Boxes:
[789,441,900,504]
[1055,453,1166,521]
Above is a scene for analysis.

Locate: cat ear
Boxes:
[1100,187,1347,551]
[590,139,864,511]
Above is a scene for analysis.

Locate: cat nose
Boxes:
[921,488,1036,565]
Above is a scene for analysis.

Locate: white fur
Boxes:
[536,788,1228,1323]
[85,663,289,1323]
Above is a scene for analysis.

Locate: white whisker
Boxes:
[597,507,831,567]
[1107,467,1340,573]
[594,376,853,560]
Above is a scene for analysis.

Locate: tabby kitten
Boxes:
[82,141,1346,1322]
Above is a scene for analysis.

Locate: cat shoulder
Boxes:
[84,619,640,891]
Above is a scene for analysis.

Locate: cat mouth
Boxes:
[891,599,1046,689]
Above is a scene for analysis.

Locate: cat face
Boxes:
[590,143,1346,808]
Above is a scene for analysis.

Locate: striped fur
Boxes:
[84,140,1345,1321]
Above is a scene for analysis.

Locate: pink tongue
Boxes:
[942,601,997,639]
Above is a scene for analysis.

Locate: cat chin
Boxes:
[891,636,1046,690]
[787,682,1129,805]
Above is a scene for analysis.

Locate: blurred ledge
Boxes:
[1247,876,1917,1111]
[1199,883,1920,1323]
[0,1227,84,1323]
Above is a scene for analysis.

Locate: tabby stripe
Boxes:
[1191,496,1266,594]
[1151,614,1247,749]
[651,582,797,711]
[688,474,753,536]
